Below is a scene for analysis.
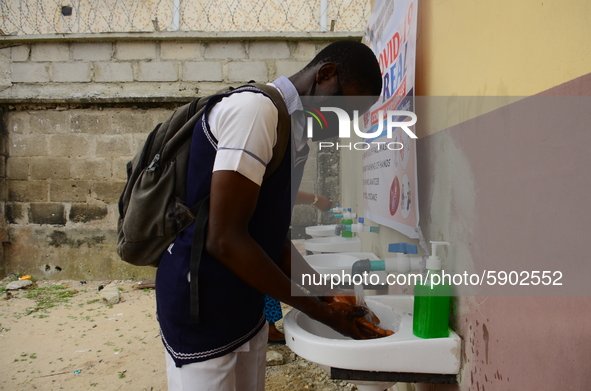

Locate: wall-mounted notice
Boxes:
[363,0,419,238]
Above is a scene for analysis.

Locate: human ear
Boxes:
[315,62,338,84]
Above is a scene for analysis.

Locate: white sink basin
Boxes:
[304,236,362,253]
[304,253,365,275]
[340,252,380,261]
[305,224,337,237]
[284,295,461,390]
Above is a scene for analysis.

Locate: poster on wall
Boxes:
[363,0,419,238]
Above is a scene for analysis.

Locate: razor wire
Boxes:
[0,0,371,35]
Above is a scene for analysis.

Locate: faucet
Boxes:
[351,242,422,277]
[334,217,380,236]
[327,204,346,213]
[331,209,357,220]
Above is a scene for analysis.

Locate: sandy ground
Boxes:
[0,278,359,391]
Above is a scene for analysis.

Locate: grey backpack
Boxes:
[116,83,291,268]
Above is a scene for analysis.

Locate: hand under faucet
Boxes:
[320,289,394,340]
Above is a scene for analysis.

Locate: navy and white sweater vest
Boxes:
[156,89,308,367]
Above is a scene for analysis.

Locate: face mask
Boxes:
[302,77,344,141]
[309,109,341,141]
[301,97,343,142]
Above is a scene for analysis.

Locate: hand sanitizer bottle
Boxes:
[334,217,380,236]
[413,241,451,338]
[339,218,354,237]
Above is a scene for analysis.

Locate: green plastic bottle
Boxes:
[340,218,354,237]
[413,241,451,339]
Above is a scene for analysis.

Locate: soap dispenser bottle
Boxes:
[339,217,354,237]
[413,241,451,338]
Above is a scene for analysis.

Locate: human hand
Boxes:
[318,290,394,340]
[313,195,333,212]
[320,289,380,328]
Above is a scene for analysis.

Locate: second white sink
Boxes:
[305,225,337,237]
[304,236,362,253]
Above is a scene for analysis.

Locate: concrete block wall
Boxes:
[2,107,171,280]
[0,33,360,280]
[0,107,7,277]
[1,35,349,100]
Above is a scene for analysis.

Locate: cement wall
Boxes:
[0,32,361,280]
[411,78,591,390]
[340,1,591,389]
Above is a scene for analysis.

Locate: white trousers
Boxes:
[165,322,268,391]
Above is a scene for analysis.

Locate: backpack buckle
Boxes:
[146,154,161,172]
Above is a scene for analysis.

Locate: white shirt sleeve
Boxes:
[208,91,279,186]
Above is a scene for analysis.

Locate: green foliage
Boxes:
[23,285,78,315]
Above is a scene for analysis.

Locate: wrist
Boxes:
[311,194,319,206]
[299,295,329,322]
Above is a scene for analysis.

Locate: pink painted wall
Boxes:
[415,73,591,390]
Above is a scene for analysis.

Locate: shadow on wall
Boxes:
[415,76,591,390]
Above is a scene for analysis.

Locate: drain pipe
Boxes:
[351,259,383,290]
[352,259,372,277]
[172,0,181,31]
[320,0,328,32]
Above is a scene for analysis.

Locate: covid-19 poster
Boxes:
[363,0,419,238]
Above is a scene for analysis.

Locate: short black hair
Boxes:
[304,40,382,96]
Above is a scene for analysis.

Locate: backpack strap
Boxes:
[188,97,201,118]
[189,195,210,324]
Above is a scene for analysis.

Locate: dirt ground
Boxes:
[0,278,359,391]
